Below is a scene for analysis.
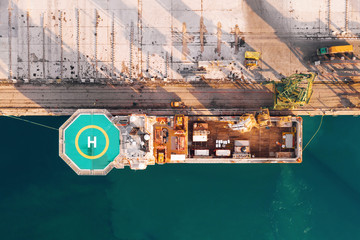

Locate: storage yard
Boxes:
[1,0,360,116]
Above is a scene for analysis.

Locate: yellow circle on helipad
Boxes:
[75,125,109,159]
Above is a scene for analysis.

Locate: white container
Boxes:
[194,149,209,156]
[215,149,231,157]
[171,154,186,161]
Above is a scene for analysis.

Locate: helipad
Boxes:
[59,109,120,175]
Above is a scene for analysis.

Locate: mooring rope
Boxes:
[303,115,324,151]
[4,115,58,131]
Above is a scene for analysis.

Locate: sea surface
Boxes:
[0,115,359,240]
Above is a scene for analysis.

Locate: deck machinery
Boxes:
[271,73,316,110]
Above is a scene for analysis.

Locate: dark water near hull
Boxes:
[0,116,359,240]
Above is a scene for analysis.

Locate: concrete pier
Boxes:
[0,0,360,116]
[1,82,360,116]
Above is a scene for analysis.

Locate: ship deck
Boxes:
[188,117,296,159]
[152,116,189,163]
[188,118,294,158]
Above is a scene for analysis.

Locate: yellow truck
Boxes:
[170,101,185,108]
[317,45,353,55]
[244,51,261,68]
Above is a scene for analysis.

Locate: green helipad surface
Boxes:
[64,114,120,170]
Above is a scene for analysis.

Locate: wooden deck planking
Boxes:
[189,119,295,158]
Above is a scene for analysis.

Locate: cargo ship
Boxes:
[59,109,302,175]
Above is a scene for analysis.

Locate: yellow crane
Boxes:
[256,108,272,127]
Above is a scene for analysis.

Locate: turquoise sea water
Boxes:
[0,116,359,240]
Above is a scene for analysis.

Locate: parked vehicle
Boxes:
[171,101,185,108]
[317,45,353,56]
